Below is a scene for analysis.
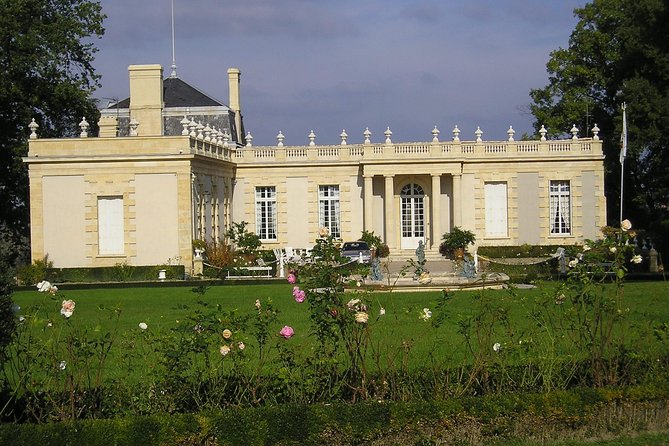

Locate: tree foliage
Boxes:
[0,0,105,240]
[529,0,669,253]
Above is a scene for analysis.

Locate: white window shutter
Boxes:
[485,182,508,237]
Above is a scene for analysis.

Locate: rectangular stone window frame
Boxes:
[255,186,277,241]
[549,180,571,235]
[318,185,341,239]
[484,181,508,237]
[97,195,125,255]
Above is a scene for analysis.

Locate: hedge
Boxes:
[1,384,668,446]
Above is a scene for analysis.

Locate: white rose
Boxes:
[609,246,617,253]
[37,281,52,292]
[219,345,231,356]
[621,219,632,231]
[568,259,579,268]
[347,299,360,310]
[355,312,369,324]
[138,322,148,330]
[493,343,501,352]
[631,255,642,264]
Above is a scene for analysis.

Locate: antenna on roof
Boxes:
[170,0,177,78]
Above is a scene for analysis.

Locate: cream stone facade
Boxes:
[24,64,606,270]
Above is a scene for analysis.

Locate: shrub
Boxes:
[225,221,261,256]
[16,256,54,287]
[439,227,476,257]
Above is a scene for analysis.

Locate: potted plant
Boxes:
[192,239,207,259]
[439,227,476,259]
[360,230,390,258]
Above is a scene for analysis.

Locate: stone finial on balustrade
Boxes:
[363,127,372,144]
[432,126,440,143]
[452,125,460,142]
[308,130,316,146]
[210,127,219,144]
[384,126,392,144]
[203,124,212,142]
[79,117,89,138]
[276,131,285,147]
[222,129,230,147]
[196,121,205,140]
[188,118,197,137]
[215,127,223,145]
[570,124,579,140]
[340,129,348,145]
[507,126,515,142]
[592,123,600,140]
[180,116,190,135]
[129,118,139,136]
[475,126,483,142]
[246,131,253,147]
[539,125,547,141]
[28,118,39,139]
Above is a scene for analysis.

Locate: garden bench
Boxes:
[226,265,273,279]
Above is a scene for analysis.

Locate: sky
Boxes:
[92,0,587,146]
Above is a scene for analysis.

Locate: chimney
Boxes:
[128,64,164,136]
[227,68,243,144]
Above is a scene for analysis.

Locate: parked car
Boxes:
[341,241,372,263]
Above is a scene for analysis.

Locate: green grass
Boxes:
[10,280,669,385]
[499,431,669,445]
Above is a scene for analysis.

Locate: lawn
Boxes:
[10,280,669,385]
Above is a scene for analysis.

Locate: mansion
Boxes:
[24,64,606,270]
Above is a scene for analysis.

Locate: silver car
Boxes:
[341,241,372,263]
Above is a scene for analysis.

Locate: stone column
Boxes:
[452,173,462,228]
[224,177,232,233]
[431,174,441,250]
[212,182,219,241]
[364,175,374,232]
[384,175,396,249]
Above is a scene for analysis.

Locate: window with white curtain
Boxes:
[319,185,341,238]
[484,182,508,237]
[98,196,124,255]
[549,180,571,235]
[255,186,277,240]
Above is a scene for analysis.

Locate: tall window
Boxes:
[319,185,341,238]
[400,183,425,238]
[549,180,571,235]
[255,186,277,240]
[98,196,124,255]
[484,182,508,237]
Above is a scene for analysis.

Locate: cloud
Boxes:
[400,2,443,24]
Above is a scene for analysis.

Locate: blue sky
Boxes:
[93,0,586,145]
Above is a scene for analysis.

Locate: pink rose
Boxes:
[287,273,296,284]
[279,325,294,339]
[292,287,306,303]
[60,299,75,318]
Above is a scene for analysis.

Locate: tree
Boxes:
[529,0,669,254]
[0,0,105,244]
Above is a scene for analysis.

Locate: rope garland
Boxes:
[476,254,559,266]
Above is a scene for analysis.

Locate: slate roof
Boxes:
[109,77,226,109]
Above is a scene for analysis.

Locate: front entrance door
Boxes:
[400,183,425,249]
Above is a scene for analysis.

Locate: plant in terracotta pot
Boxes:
[439,227,476,259]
